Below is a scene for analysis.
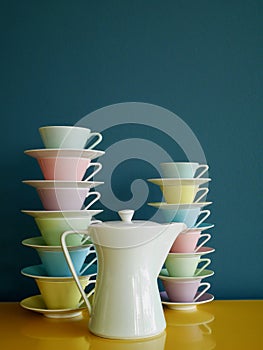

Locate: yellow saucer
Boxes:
[20,295,86,318]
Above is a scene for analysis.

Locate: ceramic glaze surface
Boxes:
[89,242,166,338]
[61,210,186,339]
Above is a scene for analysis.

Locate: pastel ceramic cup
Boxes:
[170,231,211,253]
[36,246,97,277]
[161,279,210,302]
[37,157,102,181]
[35,218,98,246]
[165,254,211,277]
[37,187,101,210]
[39,126,102,150]
[22,236,97,276]
[161,185,209,204]
[160,162,209,179]
[35,275,94,309]
[160,207,210,228]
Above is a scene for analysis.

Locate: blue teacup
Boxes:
[22,236,97,277]
[160,207,210,228]
[37,247,96,277]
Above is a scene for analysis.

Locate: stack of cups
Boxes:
[148,162,215,310]
[20,126,105,317]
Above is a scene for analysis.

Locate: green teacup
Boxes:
[165,253,211,277]
[35,217,99,246]
[39,125,102,150]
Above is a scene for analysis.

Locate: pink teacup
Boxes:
[37,187,101,210]
[161,278,210,302]
[37,157,102,181]
[170,230,211,253]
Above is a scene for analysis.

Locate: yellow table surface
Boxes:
[0,300,262,349]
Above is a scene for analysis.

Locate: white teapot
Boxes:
[61,210,186,340]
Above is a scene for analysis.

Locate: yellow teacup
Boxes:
[161,185,209,204]
[35,275,94,309]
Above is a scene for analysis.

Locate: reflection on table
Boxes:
[1,301,263,349]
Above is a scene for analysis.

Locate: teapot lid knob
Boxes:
[118,209,134,223]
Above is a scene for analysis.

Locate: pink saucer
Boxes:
[160,291,214,310]
[195,246,215,255]
[169,247,215,256]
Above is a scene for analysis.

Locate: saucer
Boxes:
[165,308,215,326]
[159,268,214,280]
[24,148,105,160]
[168,247,215,256]
[21,263,97,280]
[20,295,86,318]
[22,180,104,189]
[160,291,214,310]
[148,202,212,209]
[186,223,215,231]
[22,236,93,250]
[147,178,211,186]
[21,209,103,219]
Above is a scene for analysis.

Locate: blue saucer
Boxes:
[21,263,97,279]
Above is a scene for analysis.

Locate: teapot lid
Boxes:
[89,209,186,248]
[91,209,161,228]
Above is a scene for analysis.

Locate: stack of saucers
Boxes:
[20,125,104,318]
[147,162,215,310]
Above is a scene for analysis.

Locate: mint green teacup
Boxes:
[39,125,102,150]
[165,253,211,277]
[160,162,209,178]
[35,217,100,246]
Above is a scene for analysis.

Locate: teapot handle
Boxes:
[60,230,94,314]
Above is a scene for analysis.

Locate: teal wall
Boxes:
[1,0,262,301]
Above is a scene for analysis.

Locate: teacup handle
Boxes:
[193,282,210,302]
[78,283,96,308]
[194,233,211,252]
[84,162,102,181]
[84,191,101,210]
[194,164,209,178]
[81,220,102,244]
[194,187,209,203]
[61,230,94,314]
[79,254,98,276]
[86,132,103,150]
[199,323,212,335]
[194,258,211,276]
[195,209,211,228]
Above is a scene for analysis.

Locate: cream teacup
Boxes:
[37,187,101,210]
[161,185,209,204]
[161,278,210,302]
[165,253,211,277]
[37,157,102,181]
[35,275,94,309]
[39,125,102,149]
[160,162,209,178]
[170,231,211,253]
